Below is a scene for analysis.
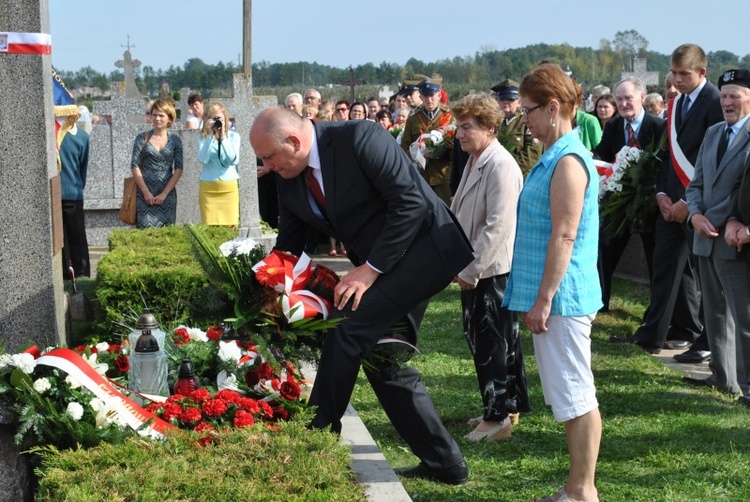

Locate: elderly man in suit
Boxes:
[593,77,665,315]
[685,69,750,395]
[622,44,723,356]
[249,108,474,484]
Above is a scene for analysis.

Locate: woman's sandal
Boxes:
[468,413,519,427]
[534,487,570,502]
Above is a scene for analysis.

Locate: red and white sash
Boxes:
[667,96,694,188]
[26,346,174,437]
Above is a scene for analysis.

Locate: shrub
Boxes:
[95,226,237,330]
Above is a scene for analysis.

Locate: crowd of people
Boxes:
[98,41,750,501]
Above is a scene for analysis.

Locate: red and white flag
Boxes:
[0,32,52,55]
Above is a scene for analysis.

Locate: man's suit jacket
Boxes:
[592,113,665,163]
[660,81,724,201]
[450,139,522,284]
[686,118,750,260]
[275,119,474,305]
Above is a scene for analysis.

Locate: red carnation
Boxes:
[244,369,260,387]
[202,398,229,417]
[280,380,301,400]
[161,403,183,421]
[259,400,274,419]
[194,422,213,433]
[237,397,261,414]
[114,354,130,372]
[144,402,162,414]
[233,409,255,428]
[215,389,241,404]
[189,388,211,403]
[206,325,224,341]
[109,344,121,353]
[258,362,275,380]
[181,407,202,424]
[173,327,190,346]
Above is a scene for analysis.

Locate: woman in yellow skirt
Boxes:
[197,103,240,226]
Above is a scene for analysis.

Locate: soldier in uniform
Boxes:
[401,77,454,205]
[491,79,543,175]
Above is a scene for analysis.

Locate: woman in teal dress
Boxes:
[130,99,183,228]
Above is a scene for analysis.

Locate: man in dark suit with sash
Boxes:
[250,108,474,484]
[620,44,723,356]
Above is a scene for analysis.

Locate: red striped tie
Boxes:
[305,166,327,215]
[626,123,637,147]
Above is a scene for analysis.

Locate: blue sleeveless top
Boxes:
[503,131,602,316]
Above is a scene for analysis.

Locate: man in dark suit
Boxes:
[624,44,724,357]
[686,69,750,395]
[593,77,664,313]
[249,108,474,484]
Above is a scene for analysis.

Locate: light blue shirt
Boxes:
[197,130,240,182]
[503,131,603,316]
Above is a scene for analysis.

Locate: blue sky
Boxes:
[49,0,747,74]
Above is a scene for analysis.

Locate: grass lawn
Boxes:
[351,278,750,502]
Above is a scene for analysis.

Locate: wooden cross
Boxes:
[337,67,366,103]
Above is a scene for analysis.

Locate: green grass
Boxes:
[350,278,750,502]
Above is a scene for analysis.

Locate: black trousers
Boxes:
[635,214,704,348]
[460,274,531,422]
[598,230,655,311]
[309,282,464,470]
[61,199,90,279]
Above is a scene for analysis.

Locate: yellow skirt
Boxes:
[199,179,239,226]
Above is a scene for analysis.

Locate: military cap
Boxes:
[718,69,750,89]
[399,84,419,96]
[418,78,441,96]
[491,79,520,100]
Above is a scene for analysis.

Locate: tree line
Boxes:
[57,30,750,101]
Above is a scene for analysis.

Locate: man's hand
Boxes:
[334,264,380,311]
[656,194,674,221]
[456,277,475,290]
[670,200,689,223]
[691,214,719,239]
[725,219,745,248]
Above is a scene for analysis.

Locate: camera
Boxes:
[212,117,222,129]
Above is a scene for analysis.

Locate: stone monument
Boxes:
[621,57,660,87]
[114,38,142,100]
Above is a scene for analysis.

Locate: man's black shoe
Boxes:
[682,376,713,388]
[673,349,711,363]
[394,460,469,485]
[737,396,750,408]
[609,335,661,354]
[663,340,692,350]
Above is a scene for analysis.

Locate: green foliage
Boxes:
[34,423,365,501]
[95,226,237,330]
[352,281,750,501]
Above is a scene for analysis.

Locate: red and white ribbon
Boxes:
[0,32,52,55]
[29,347,173,437]
[667,97,694,188]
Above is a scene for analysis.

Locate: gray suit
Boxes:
[686,119,750,394]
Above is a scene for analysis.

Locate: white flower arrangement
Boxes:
[12,353,36,374]
[219,237,259,257]
[66,401,84,421]
[217,340,243,364]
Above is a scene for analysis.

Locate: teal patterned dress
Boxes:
[131,131,183,228]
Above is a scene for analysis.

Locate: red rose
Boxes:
[244,369,260,387]
[237,397,261,414]
[75,345,86,353]
[109,344,121,353]
[189,388,211,403]
[202,398,228,417]
[233,409,255,428]
[173,327,190,346]
[181,407,202,424]
[206,325,224,341]
[215,389,241,404]
[258,362,275,380]
[89,346,99,354]
[279,380,301,400]
[114,355,130,372]
[273,407,290,421]
[194,422,213,433]
[161,403,183,421]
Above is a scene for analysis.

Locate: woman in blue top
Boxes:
[503,64,602,502]
[197,102,240,226]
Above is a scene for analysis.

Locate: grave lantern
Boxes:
[128,308,169,400]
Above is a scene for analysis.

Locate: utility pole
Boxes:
[243,0,252,76]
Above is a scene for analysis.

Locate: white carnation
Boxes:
[0,354,13,371]
[66,375,82,389]
[219,237,258,257]
[95,342,110,354]
[429,130,444,144]
[12,353,36,374]
[33,377,52,394]
[217,341,242,363]
[66,401,84,421]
